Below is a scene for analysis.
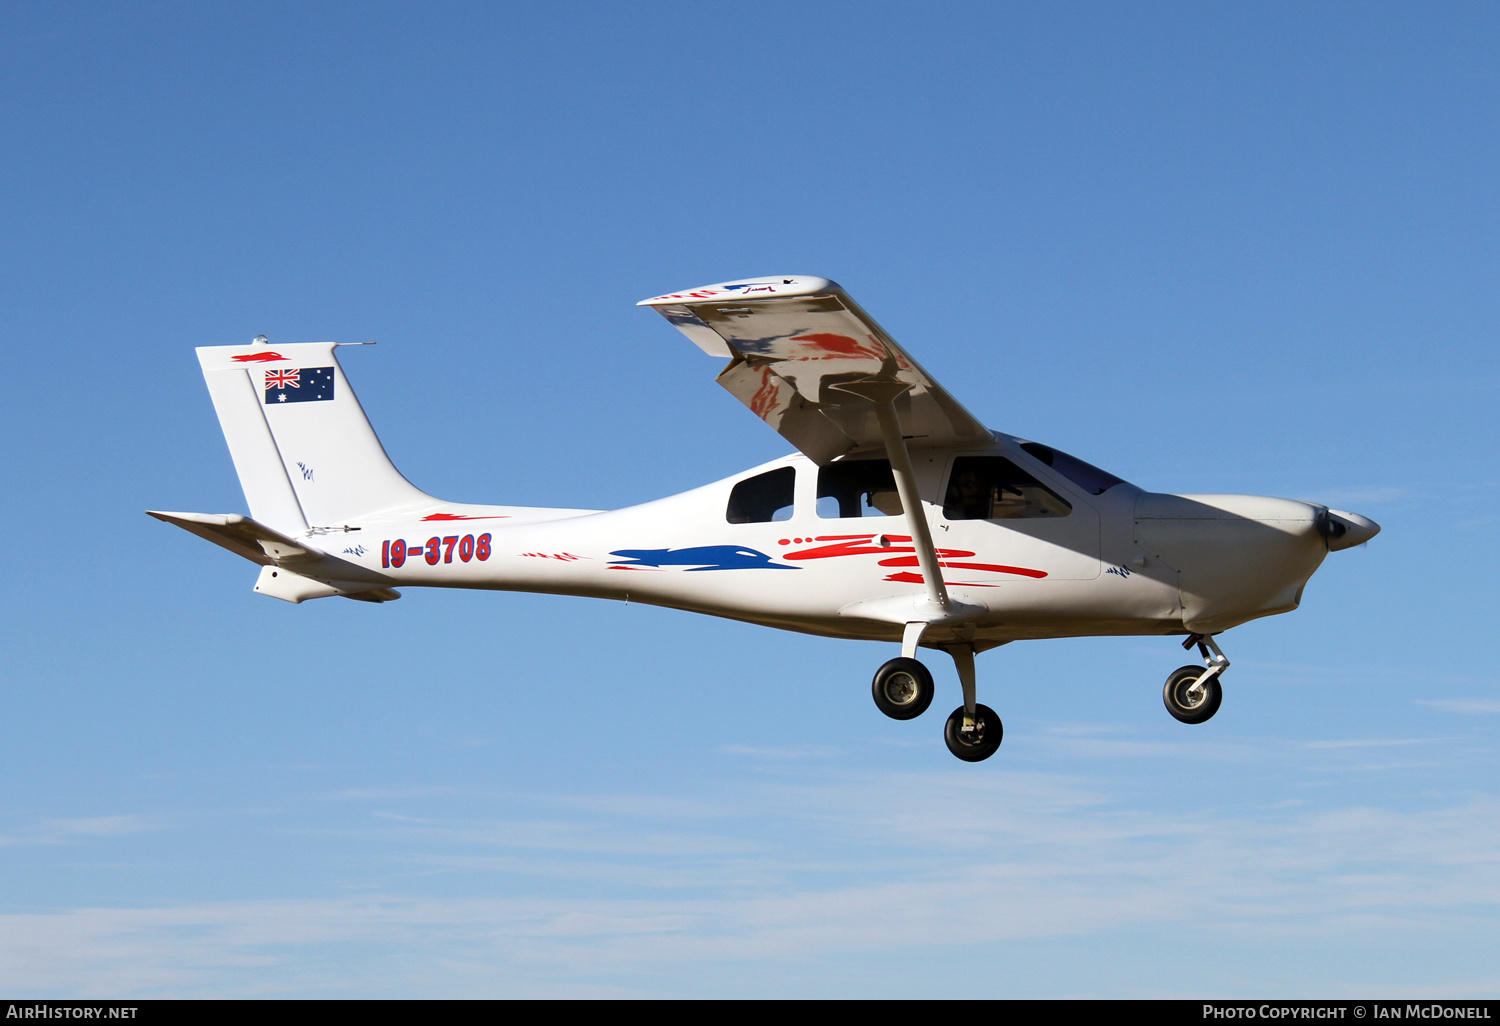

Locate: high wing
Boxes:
[639,276,991,464]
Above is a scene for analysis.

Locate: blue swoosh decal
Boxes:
[608,545,799,571]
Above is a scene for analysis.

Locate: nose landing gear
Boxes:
[1163,633,1229,724]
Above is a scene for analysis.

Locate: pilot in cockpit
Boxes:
[944,468,991,520]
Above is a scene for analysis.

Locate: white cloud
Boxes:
[1300,738,1445,750]
[2,772,1497,997]
[320,787,468,801]
[720,743,843,761]
[0,816,152,848]
[1417,699,1500,714]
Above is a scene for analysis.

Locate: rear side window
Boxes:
[817,460,903,519]
[1019,442,1124,496]
[726,467,795,524]
[943,456,1071,520]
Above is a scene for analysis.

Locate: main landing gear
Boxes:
[871,624,1002,762]
[872,658,935,720]
[1163,633,1229,724]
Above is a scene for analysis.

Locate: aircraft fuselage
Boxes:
[296,431,1341,650]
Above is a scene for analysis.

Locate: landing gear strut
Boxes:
[942,643,1002,761]
[841,379,1001,761]
[872,622,938,720]
[1163,633,1228,724]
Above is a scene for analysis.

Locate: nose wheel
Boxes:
[1163,666,1222,723]
[1163,633,1228,724]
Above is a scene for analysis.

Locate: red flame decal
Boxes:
[782,533,1045,579]
[420,513,510,521]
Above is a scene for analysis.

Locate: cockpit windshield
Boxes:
[1019,442,1126,495]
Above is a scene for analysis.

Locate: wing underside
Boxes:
[641,276,991,464]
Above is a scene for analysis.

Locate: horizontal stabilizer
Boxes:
[147,510,400,604]
[146,510,318,566]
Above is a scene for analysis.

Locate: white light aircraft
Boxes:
[153,276,1379,761]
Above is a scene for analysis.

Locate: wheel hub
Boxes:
[944,703,1003,761]
[885,673,917,705]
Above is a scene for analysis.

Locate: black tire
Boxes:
[943,703,1003,762]
[872,658,935,720]
[1163,665,1222,724]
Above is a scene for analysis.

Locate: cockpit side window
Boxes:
[726,467,796,524]
[943,456,1071,520]
[816,460,903,519]
[1019,442,1125,496]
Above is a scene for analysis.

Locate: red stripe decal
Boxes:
[875,555,1047,578]
[883,571,999,587]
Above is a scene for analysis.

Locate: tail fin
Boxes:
[197,340,433,533]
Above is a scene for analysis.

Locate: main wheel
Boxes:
[872,658,935,720]
[1163,665,1222,724]
[943,703,1003,762]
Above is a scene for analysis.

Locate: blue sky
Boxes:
[1,0,1497,997]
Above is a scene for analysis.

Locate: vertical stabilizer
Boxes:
[197,340,433,532]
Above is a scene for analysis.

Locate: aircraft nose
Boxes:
[1319,509,1381,551]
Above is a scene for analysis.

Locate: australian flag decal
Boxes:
[264,367,335,404]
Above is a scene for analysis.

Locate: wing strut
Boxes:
[831,377,951,618]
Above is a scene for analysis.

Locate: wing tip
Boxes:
[637,275,837,307]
